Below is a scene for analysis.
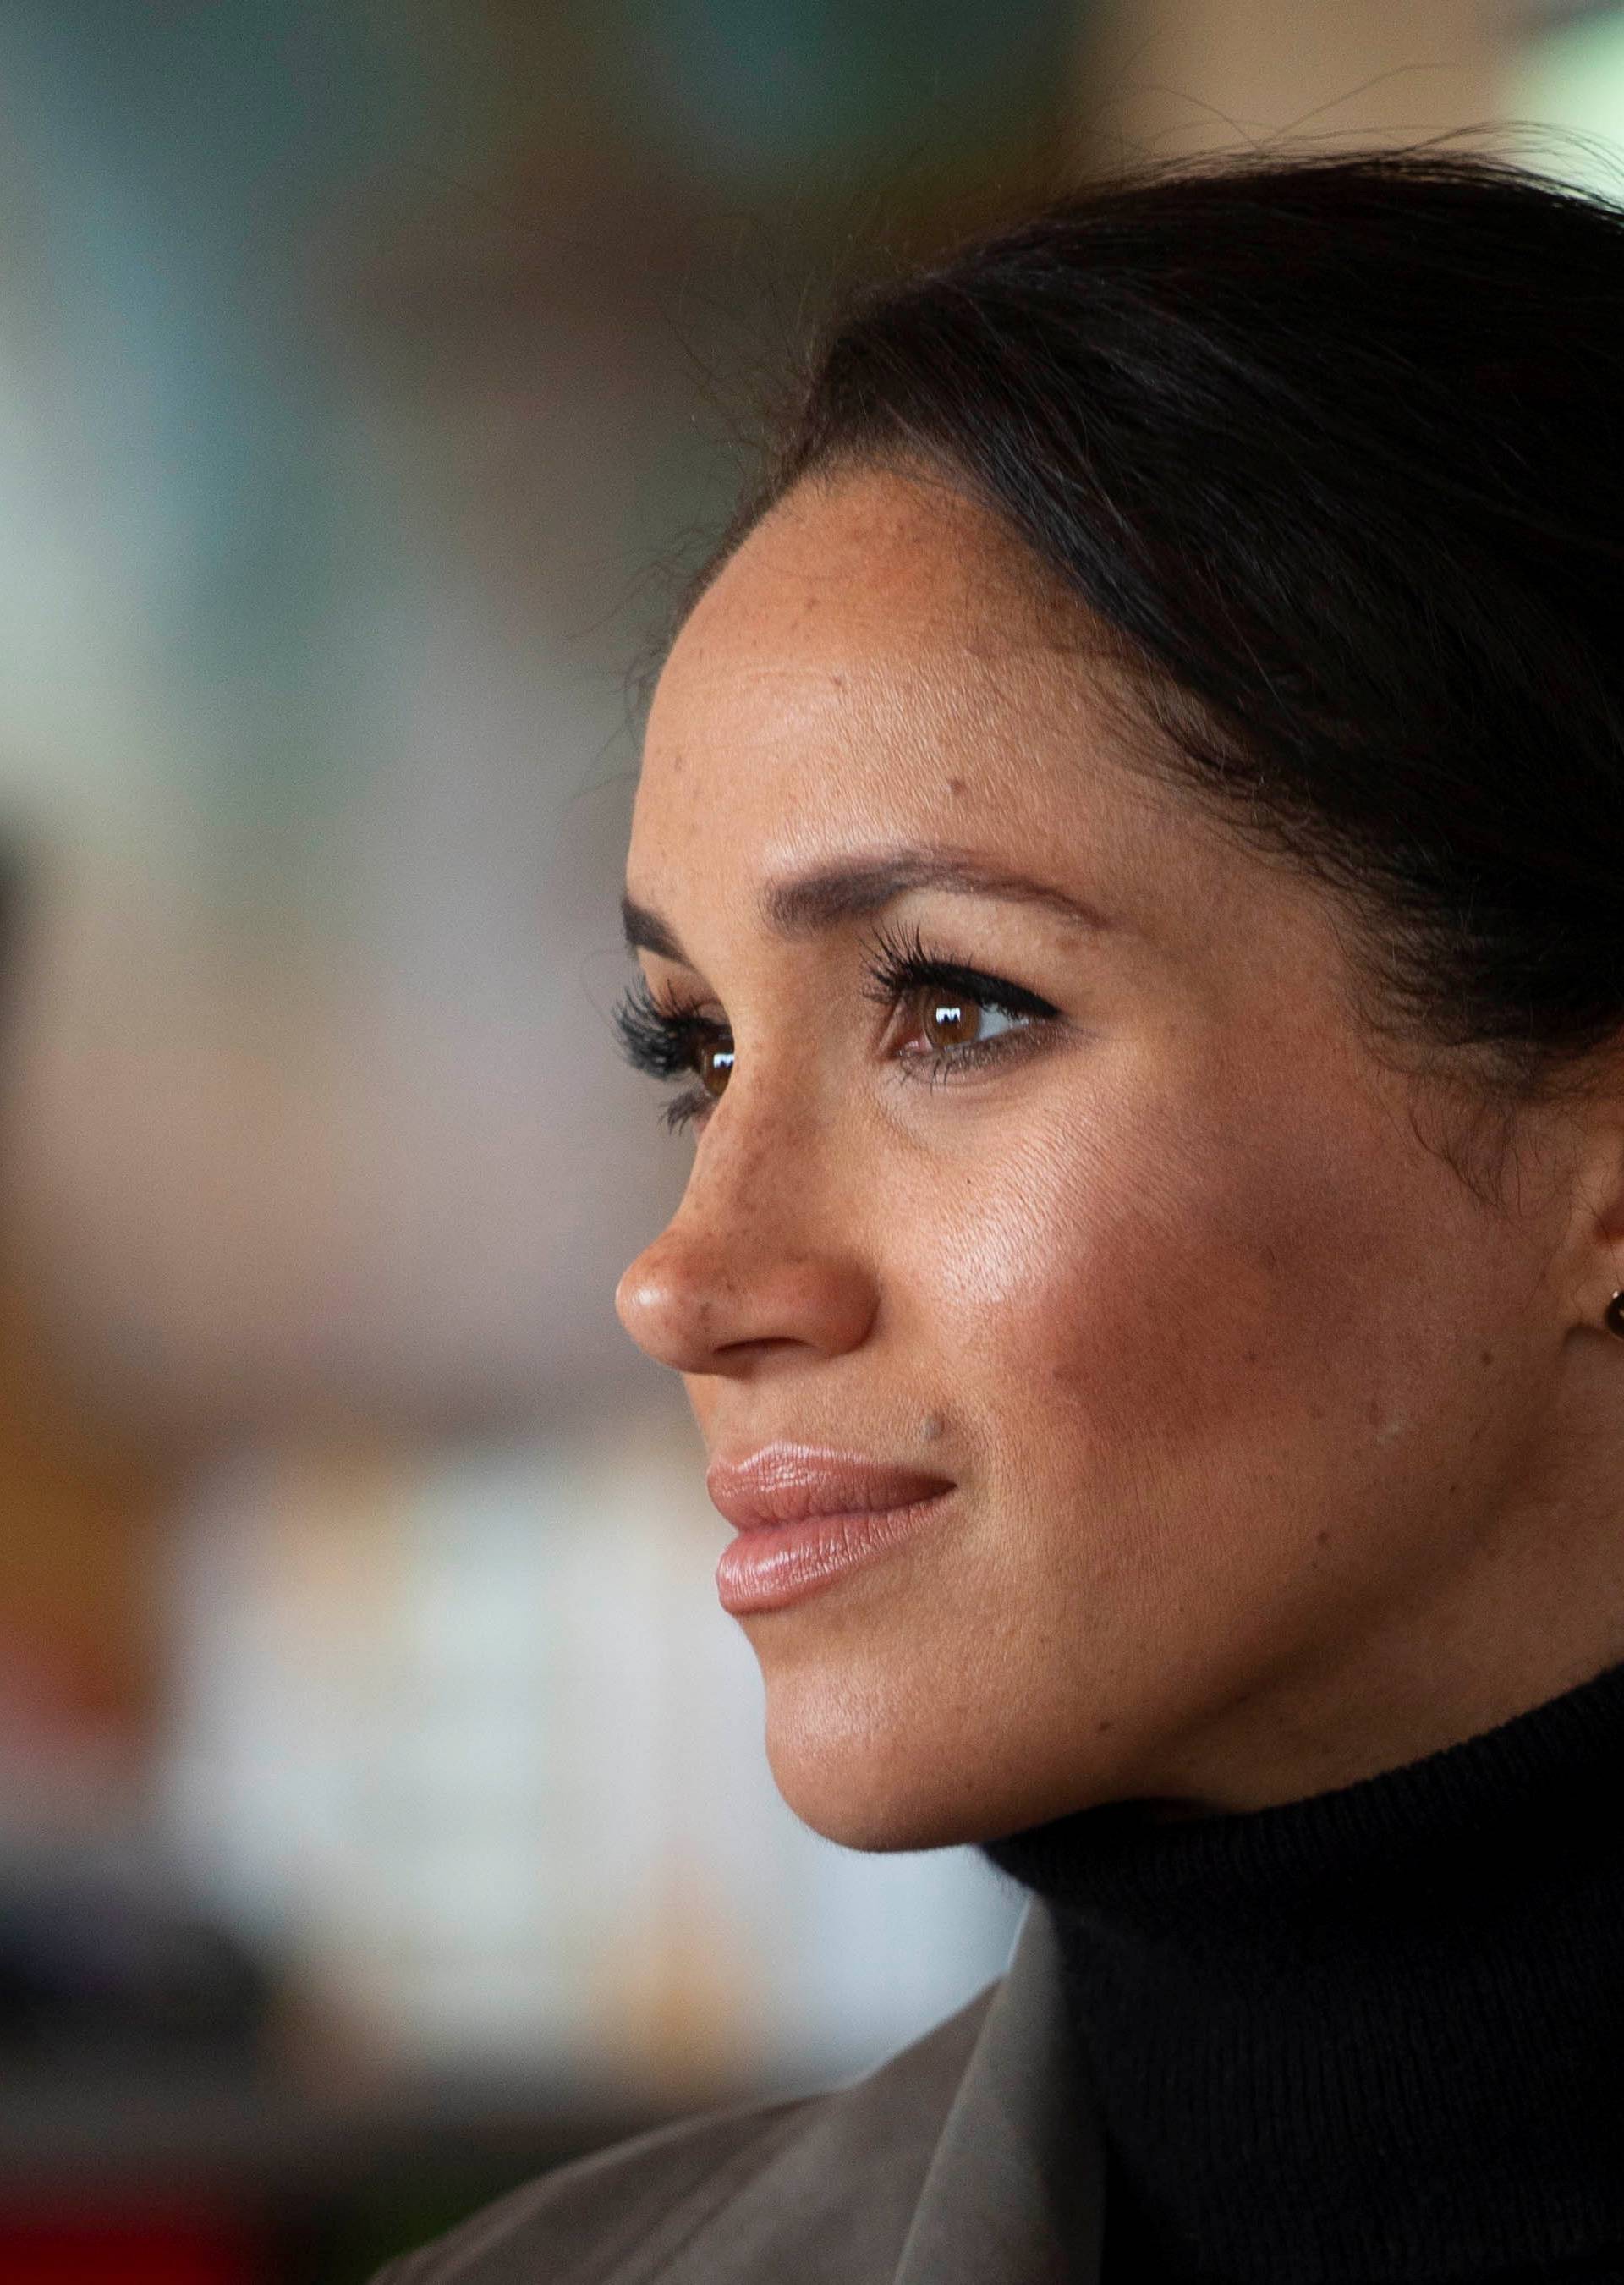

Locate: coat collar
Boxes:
[891,1900,1105,2285]
[648,1898,1104,2285]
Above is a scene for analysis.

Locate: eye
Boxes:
[909,986,1029,1056]
[612,972,732,1130]
[613,925,1061,1136]
[860,919,1060,1086]
[695,1036,733,1099]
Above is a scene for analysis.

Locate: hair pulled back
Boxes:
[710,150,1624,1146]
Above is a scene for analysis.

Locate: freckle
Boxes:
[1366,1398,1381,1425]
[1315,1528,1330,1547]
[1479,1348,1494,1367]
[919,1412,943,1442]
[1095,1718,1114,1734]
[1243,1348,1259,1365]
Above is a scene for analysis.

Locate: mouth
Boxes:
[705,1443,957,1614]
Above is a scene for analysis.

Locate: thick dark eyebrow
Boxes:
[619,898,688,962]
[620,848,1112,964]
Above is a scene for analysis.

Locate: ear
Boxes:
[1563,1066,1624,1334]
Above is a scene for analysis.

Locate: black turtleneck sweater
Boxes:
[985,1656,1624,2285]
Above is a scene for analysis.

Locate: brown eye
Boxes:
[918,991,985,1051]
[903,982,1032,1062]
[698,1038,734,1098]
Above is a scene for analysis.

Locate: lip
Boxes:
[707,1443,956,1614]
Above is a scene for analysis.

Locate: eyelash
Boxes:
[612,919,1061,1134]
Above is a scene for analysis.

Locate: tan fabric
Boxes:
[372,1903,1103,2284]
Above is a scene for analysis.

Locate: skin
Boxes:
[614,463,1624,1850]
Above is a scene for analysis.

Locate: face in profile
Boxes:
[614,464,1591,1852]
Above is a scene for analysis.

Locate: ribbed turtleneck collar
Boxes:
[985,1656,1624,2283]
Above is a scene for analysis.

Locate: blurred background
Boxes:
[0,2,1617,2278]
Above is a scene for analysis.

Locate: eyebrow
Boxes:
[620,848,1113,964]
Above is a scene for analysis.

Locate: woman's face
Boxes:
[615,464,1597,1848]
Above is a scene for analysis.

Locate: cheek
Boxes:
[910,1065,1411,1494]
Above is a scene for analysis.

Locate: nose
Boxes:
[614,1135,877,1377]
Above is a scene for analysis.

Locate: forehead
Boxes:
[636,464,1145,859]
[693,460,1067,651]
[630,466,1373,1030]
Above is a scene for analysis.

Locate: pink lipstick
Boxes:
[707,1444,955,1614]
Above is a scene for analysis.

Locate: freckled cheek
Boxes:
[913,1115,1339,1450]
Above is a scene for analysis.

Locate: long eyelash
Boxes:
[856,917,1058,1024]
[613,974,705,1079]
[613,974,726,1133]
[857,917,1061,1094]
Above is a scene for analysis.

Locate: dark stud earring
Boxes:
[1608,1290,1624,1341]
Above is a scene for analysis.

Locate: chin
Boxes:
[765,1743,979,1853]
[758,1671,1074,1856]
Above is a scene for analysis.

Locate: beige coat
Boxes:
[373,1903,1103,2283]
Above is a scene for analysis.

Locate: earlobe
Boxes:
[1565,1115,1624,1343]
